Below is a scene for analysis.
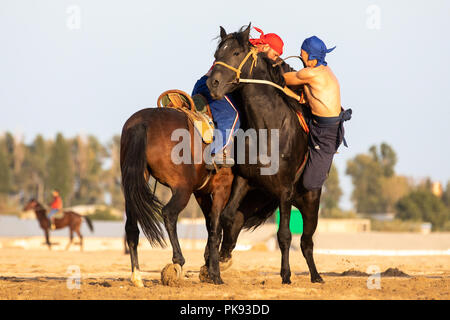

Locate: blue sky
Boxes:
[1,0,449,209]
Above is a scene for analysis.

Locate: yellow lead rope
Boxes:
[213,47,303,103]
[238,78,302,102]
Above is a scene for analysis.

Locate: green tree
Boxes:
[1,133,16,192]
[71,135,106,205]
[321,164,343,215]
[47,133,74,205]
[0,138,13,211]
[346,153,386,213]
[396,190,449,231]
[369,143,397,178]
[20,135,48,202]
[442,181,450,207]
[104,135,124,209]
[380,175,412,213]
[346,142,399,213]
[0,140,12,194]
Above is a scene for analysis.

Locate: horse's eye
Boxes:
[233,51,240,56]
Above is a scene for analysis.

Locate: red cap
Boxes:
[249,27,284,56]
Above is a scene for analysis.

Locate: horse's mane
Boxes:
[30,199,46,213]
[256,54,310,118]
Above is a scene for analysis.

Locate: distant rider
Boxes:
[48,189,63,230]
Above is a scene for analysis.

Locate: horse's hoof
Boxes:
[199,265,211,283]
[211,275,224,285]
[281,276,292,285]
[161,263,183,286]
[199,265,224,284]
[219,258,233,271]
[131,270,144,288]
[311,275,324,284]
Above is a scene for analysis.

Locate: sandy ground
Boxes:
[0,237,449,300]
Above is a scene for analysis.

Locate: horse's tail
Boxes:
[83,216,94,233]
[120,122,166,247]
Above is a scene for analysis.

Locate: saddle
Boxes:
[53,210,65,219]
[157,89,215,144]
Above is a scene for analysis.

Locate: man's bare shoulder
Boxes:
[297,67,315,79]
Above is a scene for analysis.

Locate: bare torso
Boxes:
[303,65,341,117]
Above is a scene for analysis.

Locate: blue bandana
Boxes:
[301,36,336,67]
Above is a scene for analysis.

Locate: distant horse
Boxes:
[23,199,94,251]
[207,25,324,284]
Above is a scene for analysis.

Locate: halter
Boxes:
[213,47,259,82]
[213,46,303,103]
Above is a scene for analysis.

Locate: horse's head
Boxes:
[207,24,253,100]
[23,199,38,211]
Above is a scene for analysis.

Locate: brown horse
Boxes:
[23,199,94,251]
[121,107,234,285]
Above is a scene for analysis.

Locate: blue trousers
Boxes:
[192,75,240,155]
[302,109,351,190]
[48,209,59,219]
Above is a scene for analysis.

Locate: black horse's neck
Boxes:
[251,54,286,85]
[236,53,300,130]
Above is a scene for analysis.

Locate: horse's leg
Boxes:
[44,229,51,250]
[194,193,213,266]
[220,176,250,236]
[293,188,323,283]
[220,196,278,264]
[211,175,249,273]
[162,188,191,267]
[124,234,130,255]
[278,193,293,284]
[219,209,244,264]
[65,229,74,251]
[206,190,231,284]
[76,228,83,252]
[125,205,143,287]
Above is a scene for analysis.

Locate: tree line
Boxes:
[0,132,449,229]
[322,142,450,230]
[0,132,122,211]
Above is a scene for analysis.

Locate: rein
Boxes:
[214,47,303,102]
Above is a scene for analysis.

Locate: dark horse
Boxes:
[120,106,235,285]
[208,25,324,284]
[23,199,94,251]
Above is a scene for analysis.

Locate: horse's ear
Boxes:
[220,26,227,40]
[242,23,252,41]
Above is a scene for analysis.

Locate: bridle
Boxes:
[213,46,259,83]
[213,46,303,102]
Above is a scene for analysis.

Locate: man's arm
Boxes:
[283,68,314,86]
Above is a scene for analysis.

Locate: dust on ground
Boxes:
[0,240,448,300]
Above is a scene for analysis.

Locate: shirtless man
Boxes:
[283,36,352,190]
